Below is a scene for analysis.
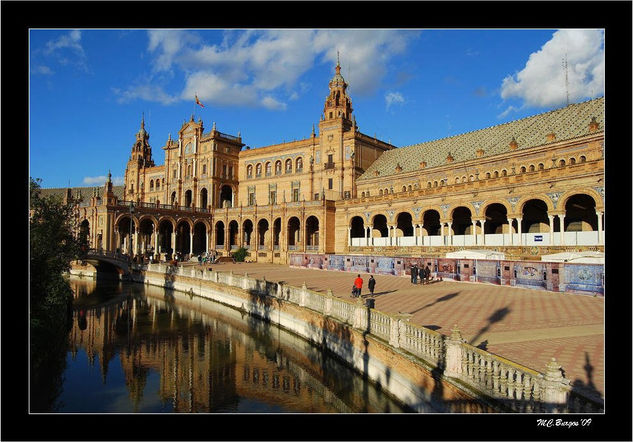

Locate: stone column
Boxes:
[559,214,565,245]
[542,358,571,412]
[225,224,230,252]
[596,210,603,245]
[447,222,453,246]
[348,227,352,246]
[154,226,159,254]
[471,220,477,245]
[480,219,486,245]
[171,231,176,254]
[516,217,522,245]
[205,227,209,254]
[365,226,370,246]
[189,232,193,256]
[440,222,445,245]
[548,215,554,245]
[134,228,140,256]
[509,218,515,246]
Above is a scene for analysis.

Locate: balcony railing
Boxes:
[324,162,335,170]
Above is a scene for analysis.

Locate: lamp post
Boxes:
[129,201,135,261]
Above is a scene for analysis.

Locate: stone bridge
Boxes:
[83,249,132,274]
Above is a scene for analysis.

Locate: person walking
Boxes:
[353,274,364,298]
[368,275,376,297]
[424,264,431,284]
[411,264,418,284]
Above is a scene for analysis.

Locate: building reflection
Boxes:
[67,279,406,412]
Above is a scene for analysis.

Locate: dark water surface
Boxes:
[57,277,412,413]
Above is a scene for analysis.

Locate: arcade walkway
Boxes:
[179,260,605,401]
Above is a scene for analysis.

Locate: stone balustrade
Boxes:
[140,263,602,413]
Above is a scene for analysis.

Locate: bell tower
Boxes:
[322,51,353,129]
[124,115,154,201]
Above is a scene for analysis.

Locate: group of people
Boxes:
[410,264,432,285]
[352,274,376,298]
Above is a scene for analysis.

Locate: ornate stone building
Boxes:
[59,60,605,263]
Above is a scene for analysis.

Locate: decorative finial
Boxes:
[212,121,216,131]
[337,50,340,67]
[141,112,145,129]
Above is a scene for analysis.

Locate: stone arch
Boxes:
[228,220,239,248]
[558,188,603,212]
[157,218,174,255]
[242,219,254,247]
[371,213,389,238]
[199,187,208,209]
[287,216,301,247]
[515,194,555,215]
[219,184,234,208]
[483,203,511,234]
[421,209,441,236]
[521,199,550,233]
[174,219,192,255]
[79,219,90,251]
[296,157,303,171]
[480,199,512,218]
[449,203,478,219]
[192,221,208,255]
[256,218,270,247]
[562,193,599,231]
[450,206,473,235]
[214,220,225,248]
[395,211,414,237]
[350,215,365,238]
[305,215,319,247]
[272,217,282,248]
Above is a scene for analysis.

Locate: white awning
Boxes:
[540,251,604,264]
[445,249,506,260]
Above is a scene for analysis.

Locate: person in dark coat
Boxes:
[411,264,418,284]
[424,264,431,284]
[368,275,376,296]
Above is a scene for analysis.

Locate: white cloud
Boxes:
[42,29,88,72]
[500,29,604,108]
[385,91,405,110]
[113,83,179,105]
[134,29,418,110]
[32,65,54,75]
[83,175,123,186]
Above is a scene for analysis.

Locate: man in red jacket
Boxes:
[353,274,364,297]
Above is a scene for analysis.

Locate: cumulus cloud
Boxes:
[133,29,418,110]
[83,175,123,186]
[385,91,405,110]
[42,29,88,72]
[500,29,604,109]
[113,83,179,105]
[32,65,54,75]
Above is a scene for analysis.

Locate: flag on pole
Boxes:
[195,94,205,108]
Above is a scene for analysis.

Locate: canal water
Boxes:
[58,277,413,413]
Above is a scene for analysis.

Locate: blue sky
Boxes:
[29,29,604,189]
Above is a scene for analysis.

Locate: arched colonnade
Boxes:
[348,192,604,247]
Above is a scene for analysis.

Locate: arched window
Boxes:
[187,165,192,177]
[202,163,207,175]
[433,181,438,187]
[470,175,474,181]
[361,192,365,198]
[569,157,576,165]
[455,177,460,184]
[520,166,526,173]
[427,182,432,188]
[275,160,282,175]
[538,163,544,170]
[485,172,491,179]
[379,189,383,196]
[462,176,467,182]
[173,169,177,178]
[402,186,407,192]
[156,180,160,190]
[285,159,292,173]
[501,169,507,177]
[296,157,303,172]
[494,171,499,178]
[408,185,413,191]
[256,163,262,176]
[265,162,272,176]
[529,164,535,172]
[247,164,253,178]
[149,180,154,191]
[579,155,587,163]
[559,159,566,167]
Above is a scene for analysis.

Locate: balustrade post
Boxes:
[353,297,366,329]
[542,358,571,412]
[324,289,333,316]
[243,272,250,290]
[444,325,464,378]
[389,312,412,348]
[300,282,307,307]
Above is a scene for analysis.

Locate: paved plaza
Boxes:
[180,260,604,400]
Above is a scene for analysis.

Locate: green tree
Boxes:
[232,247,248,262]
[29,177,81,411]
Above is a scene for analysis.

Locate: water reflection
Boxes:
[64,278,412,413]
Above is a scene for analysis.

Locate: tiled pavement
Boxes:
[182,261,605,398]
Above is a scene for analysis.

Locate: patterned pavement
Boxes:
[182,261,605,398]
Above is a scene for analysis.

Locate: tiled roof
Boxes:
[358,97,604,181]
[39,185,125,201]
